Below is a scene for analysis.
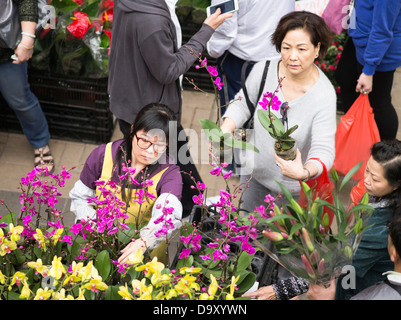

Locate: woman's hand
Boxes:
[242,285,276,300]
[204,8,234,30]
[13,38,34,64]
[118,238,149,264]
[356,72,373,95]
[274,149,306,180]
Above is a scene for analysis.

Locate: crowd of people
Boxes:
[1,0,401,300]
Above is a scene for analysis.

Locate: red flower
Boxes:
[72,0,83,4]
[67,12,91,39]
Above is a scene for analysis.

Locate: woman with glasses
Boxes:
[69,103,183,264]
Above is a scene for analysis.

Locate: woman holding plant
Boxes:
[220,11,336,213]
[246,140,401,300]
[69,103,183,264]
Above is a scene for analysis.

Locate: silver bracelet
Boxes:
[302,167,311,181]
[21,32,36,39]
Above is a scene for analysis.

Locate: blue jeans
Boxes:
[0,61,50,149]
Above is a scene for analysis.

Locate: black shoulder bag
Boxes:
[236,60,270,142]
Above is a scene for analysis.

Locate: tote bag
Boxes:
[322,0,353,34]
[0,0,21,49]
[333,94,380,181]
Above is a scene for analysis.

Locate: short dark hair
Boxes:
[387,213,401,257]
[371,140,401,208]
[271,11,331,62]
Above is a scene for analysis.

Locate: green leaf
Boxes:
[225,137,259,153]
[104,285,123,300]
[0,212,16,226]
[237,251,255,271]
[95,250,112,280]
[235,270,257,294]
[339,161,363,191]
[199,119,221,132]
[51,0,80,14]
[276,181,295,202]
[118,223,137,245]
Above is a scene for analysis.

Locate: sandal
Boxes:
[34,145,55,173]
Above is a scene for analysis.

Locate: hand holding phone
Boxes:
[206,0,239,16]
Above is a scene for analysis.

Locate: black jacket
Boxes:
[108,0,214,125]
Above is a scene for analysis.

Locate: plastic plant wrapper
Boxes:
[31,0,112,78]
[253,162,374,286]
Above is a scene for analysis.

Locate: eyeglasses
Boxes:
[135,133,167,153]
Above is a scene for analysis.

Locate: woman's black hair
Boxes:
[114,103,176,201]
[271,11,331,62]
[371,140,401,210]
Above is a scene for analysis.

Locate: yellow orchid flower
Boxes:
[208,274,219,297]
[180,267,202,275]
[27,258,49,277]
[19,279,31,300]
[34,287,53,300]
[175,274,200,299]
[33,229,48,252]
[165,289,178,300]
[126,248,144,265]
[0,238,17,256]
[51,228,64,245]
[75,288,86,300]
[199,292,213,300]
[135,257,164,277]
[118,283,134,300]
[8,223,24,242]
[49,256,66,280]
[131,278,148,295]
[226,275,240,300]
[0,270,5,285]
[52,288,74,300]
[82,278,108,293]
[9,271,27,288]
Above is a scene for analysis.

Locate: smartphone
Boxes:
[206,0,239,16]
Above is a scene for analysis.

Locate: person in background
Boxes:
[220,11,336,213]
[0,0,54,172]
[335,0,401,141]
[207,0,295,114]
[207,0,294,175]
[108,0,233,217]
[245,140,401,300]
[69,103,183,264]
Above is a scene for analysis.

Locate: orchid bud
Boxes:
[301,254,315,279]
[290,199,304,216]
[322,212,330,227]
[302,228,314,252]
[310,202,319,216]
[280,232,289,240]
[344,245,353,259]
[317,258,325,275]
[273,220,286,233]
[262,230,284,242]
[273,204,285,226]
[309,249,320,265]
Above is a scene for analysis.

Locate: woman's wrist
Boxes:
[302,167,311,181]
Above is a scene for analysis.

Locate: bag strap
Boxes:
[242,60,270,119]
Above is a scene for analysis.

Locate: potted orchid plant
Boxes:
[257,77,298,160]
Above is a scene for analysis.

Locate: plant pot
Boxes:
[275,141,296,161]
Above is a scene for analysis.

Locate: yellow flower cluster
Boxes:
[118,249,240,300]
[1,256,108,300]
[0,224,23,256]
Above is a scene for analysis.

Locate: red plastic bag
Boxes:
[299,158,335,228]
[333,94,380,181]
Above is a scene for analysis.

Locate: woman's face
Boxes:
[364,156,397,198]
[280,28,320,76]
[132,129,167,166]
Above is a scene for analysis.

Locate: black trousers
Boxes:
[335,38,398,141]
[118,119,202,218]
